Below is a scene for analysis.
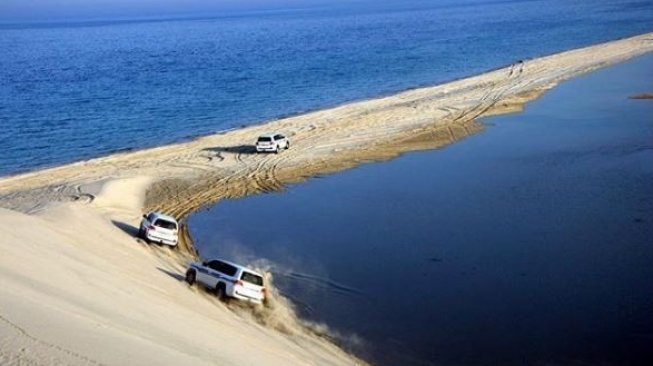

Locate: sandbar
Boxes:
[1,33,652,365]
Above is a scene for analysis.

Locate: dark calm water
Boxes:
[1,0,652,176]
[189,54,653,365]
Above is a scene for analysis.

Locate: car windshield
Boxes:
[257,136,272,142]
[154,219,177,230]
[240,271,264,286]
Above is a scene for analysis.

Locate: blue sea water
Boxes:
[0,0,652,176]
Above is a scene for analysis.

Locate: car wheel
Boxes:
[286,141,290,150]
[275,145,279,154]
[137,226,143,238]
[215,283,227,301]
[185,270,196,285]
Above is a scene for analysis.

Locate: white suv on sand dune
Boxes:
[138,212,178,246]
[256,133,290,153]
[185,259,266,304]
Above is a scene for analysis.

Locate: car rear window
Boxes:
[154,219,177,230]
[241,271,263,286]
[257,136,272,142]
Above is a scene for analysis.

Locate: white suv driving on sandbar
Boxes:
[138,212,178,246]
[185,259,266,304]
[256,133,290,153]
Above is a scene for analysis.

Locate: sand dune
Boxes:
[1,33,652,365]
[0,178,364,365]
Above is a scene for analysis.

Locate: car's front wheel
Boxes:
[185,270,196,285]
[286,141,290,150]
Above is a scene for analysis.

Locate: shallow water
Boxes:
[190,54,653,365]
[1,0,652,176]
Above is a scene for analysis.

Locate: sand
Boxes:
[629,92,653,99]
[1,33,652,365]
[0,178,364,365]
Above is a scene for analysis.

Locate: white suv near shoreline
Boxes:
[138,212,178,246]
[185,259,266,304]
[256,133,290,153]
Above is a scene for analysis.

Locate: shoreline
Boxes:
[0,33,652,365]
[196,52,653,366]
[1,33,651,257]
[2,32,651,180]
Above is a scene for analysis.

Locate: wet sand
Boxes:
[0,33,652,365]
[629,92,653,99]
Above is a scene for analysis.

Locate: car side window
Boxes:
[207,260,221,271]
[274,134,283,140]
[147,213,155,222]
[208,260,238,277]
[220,263,238,277]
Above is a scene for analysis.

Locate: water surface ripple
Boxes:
[1,0,652,176]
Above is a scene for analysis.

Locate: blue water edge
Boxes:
[1,0,652,176]
[189,53,653,365]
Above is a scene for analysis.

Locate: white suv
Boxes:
[185,259,266,304]
[256,133,290,153]
[138,212,178,246]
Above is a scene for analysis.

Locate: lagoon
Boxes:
[190,54,653,365]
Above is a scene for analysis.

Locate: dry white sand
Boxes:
[1,33,652,365]
[0,177,363,365]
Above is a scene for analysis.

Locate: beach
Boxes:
[1,33,652,365]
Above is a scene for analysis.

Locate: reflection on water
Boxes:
[190,54,653,365]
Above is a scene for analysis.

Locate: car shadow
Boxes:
[157,267,186,282]
[202,145,258,155]
[112,220,139,238]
